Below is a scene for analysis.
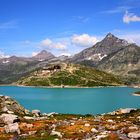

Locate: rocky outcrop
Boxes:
[4,123,20,134]
[0,114,19,124]
[0,95,30,115]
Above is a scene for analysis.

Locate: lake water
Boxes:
[0,86,140,115]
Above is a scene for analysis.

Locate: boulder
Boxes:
[47,112,58,117]
[118,108,136,114]
[91,128,98,133]
[32,110,41,116]
[85,123,90,127]
[128,131,140,139]
[0,114,19,124]
[51,130,62,138]
[4,123,20,134]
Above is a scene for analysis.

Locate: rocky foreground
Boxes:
[0,95,140,140]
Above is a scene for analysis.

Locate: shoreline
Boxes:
[0,84,133,89]
[0,84,140,89]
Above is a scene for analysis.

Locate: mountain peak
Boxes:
[39,50,48,54]
[101,33,129,47]
[33,50,55,60]
[105,33,117,39]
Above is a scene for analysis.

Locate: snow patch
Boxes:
[2,60,10,64]
[86,53,107,61]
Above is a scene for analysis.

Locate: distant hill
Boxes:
[32,50,55,61]
[0,51,57,84]
[17,63,123,87]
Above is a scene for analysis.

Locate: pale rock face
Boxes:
[128,126,138,131]
[2,107,8,112]
[107,119,114,123]
[71,122,75,125]
[91,128,98,133]
[137,116,140,121]
[128,131,140,139]
[95,134,108,140]
[0,114,19,124]
[119,108,136,114]
[47,112,58,116]
[51,130,62,138]
[85,123,90,127]
[32,110,41,116]
[24,116,34,120]
[4,123,20,134]
[28,131,36,135]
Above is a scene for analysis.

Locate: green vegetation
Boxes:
[17,63,123,87]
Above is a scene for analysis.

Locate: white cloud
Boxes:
[71,34,98,47]
[0,51,9,59]
[60,52,71,56]
[32,52,39,57]
[119,33,140,45]
[0,20,18,29]
[102,6,132,14]
[123,11,140,23]
[52,43,66,50]
[76,16,89,23]
[21,40,31,45]
[40,38,67,50]
[111,29,140,45]
[72,16,90,23]
[40,39,52,47]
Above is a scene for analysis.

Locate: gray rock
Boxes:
[128,131,140,139]
[4,123,20,134]
[0,114,19,124]
[50,130,62,138]
[0,95,30,115]
[32,110,41,116]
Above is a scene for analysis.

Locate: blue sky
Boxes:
[0,0,140,57]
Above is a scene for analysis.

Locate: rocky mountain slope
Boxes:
[70,33,129,66]
[69,33,140,85]
[17,63,123,87]
[97,44,140,75]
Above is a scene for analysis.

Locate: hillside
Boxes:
[17,63,123,87]
[97,44,140,81]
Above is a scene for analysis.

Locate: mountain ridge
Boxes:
[0,33,140,85]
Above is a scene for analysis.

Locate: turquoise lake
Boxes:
[0,86,140,115]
